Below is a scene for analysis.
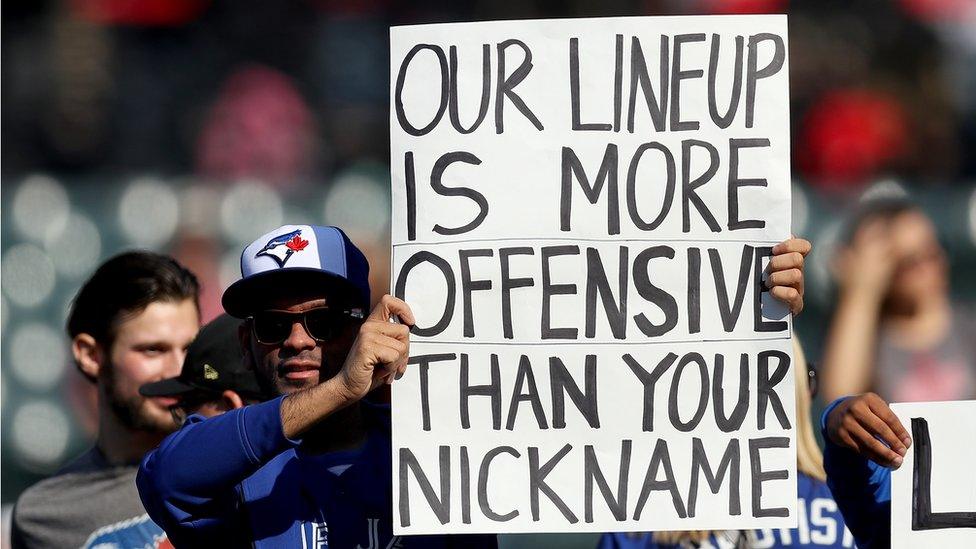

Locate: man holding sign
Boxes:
[138,14,809,547]
[138,225,494,547]
[136,223,805,547]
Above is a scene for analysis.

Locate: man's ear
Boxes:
[221,390,245,410]
[72,333,103,383]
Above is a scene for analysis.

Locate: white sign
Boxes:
[390,15,796,535]
[891,401,976,548]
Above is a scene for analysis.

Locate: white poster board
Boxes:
[891,401,976,548]
[389,15,796,535]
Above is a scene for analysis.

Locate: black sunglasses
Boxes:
[250,307,364,345]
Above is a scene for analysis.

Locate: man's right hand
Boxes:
[281,295,414,440]
[825,392,912,468]
[334,295,415,403]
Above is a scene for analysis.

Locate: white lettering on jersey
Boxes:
[313,521,329,549]
[810,498,837,545]
[751,497,856,547]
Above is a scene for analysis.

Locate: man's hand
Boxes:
[281,295,415,440]
[770,237,812,315]
[335,295,415,402]
[825,392,912,469]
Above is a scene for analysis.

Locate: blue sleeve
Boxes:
[136,396,299,546]
[820,396,891,549]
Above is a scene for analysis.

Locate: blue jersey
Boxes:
[598,473,853,549]
[820,397,892,549]
[137,397,495,549]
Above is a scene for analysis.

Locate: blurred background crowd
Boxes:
[2,0,975,546]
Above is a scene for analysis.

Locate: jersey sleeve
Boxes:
[136,396,299,546]
[820,396,892,549]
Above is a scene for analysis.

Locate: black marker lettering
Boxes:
[670,34,706,131]
[399,446,451,526]
[496,39,544,133]
[459,248,494,337]
[560,145,620,235]
[394,251,455,337]
[431,152,489,236]
[570,38,612,131]
[449,44,491,134]
[395,44,449,136]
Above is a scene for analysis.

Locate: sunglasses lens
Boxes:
[304,309,337,341]
[253,313,292,344]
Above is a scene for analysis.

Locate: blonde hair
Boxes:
[793,338,826,481]
[653,337,824,545]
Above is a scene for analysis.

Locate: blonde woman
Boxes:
[598,339,853,549]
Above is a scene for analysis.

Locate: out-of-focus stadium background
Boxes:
[2,0,974,546]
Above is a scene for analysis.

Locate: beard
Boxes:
[257,349,341,397]
[102,365,177,434]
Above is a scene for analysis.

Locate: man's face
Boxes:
[103,299,199,433]
[245,296,360,397]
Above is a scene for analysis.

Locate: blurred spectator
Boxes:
[195,64,318,185]
[11,252,199,548]
[820,199,976,403]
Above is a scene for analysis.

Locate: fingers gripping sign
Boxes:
[826,392,912,469]
[769,237,812,315]
[338,295,416,400]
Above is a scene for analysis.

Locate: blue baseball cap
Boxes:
[222,225,370,317]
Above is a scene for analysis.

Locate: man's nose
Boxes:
[282,320,316,351]
[166,348,187,377]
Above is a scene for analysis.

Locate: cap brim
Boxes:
[139,377,198,397]
[221,268,366,318]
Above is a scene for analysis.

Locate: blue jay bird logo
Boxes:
[255,229,309,267]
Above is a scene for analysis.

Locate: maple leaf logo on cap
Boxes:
[285,235,309,251]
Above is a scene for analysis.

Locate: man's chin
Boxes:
[136,402,180,433]
[277,375,320,394]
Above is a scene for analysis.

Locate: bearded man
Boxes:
[12,251,200,548]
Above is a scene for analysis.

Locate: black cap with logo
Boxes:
[140,314,264,400]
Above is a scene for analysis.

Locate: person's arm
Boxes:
[768,237,812,316]
[821,289,885,401]
[820,221,895,402]
[821,393,911,549]
[137,296,415,544]
[280,295,414,439]
[137,396,298,545]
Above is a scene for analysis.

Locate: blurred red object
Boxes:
[196,65,317,184]
[899,0,972,22]
[798,89,910,191]
[701,0,788,14]
[69,0,209,26]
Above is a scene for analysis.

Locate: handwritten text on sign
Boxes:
[891,401,976,549]
[390,15,796,534]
